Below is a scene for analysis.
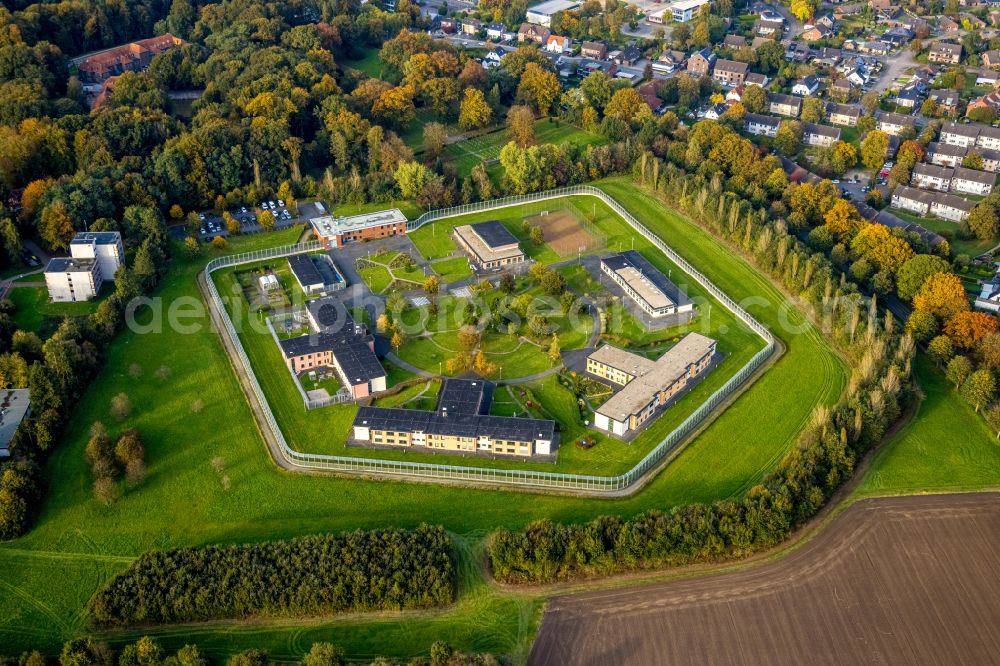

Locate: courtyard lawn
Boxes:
[432,256,474,283]
[854,354,1000,497]
[9,285,104,335]
[0,181,849,659]
[358,263,394,294]
[444,119,607,177]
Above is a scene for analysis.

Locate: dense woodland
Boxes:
[89,524,454,625]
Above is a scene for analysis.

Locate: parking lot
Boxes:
[193,200,325,240]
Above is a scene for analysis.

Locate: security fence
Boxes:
[203,187,776,495]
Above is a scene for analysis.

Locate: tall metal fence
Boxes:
[204,187,776,495]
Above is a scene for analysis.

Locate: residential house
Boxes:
[44,231,124,302]
[891,185,933,215]
[813,47,843,66]
[726,85,745,102]
[983,49,1000,69]
[938,16,961,33]
[928,88,960,115]
[581,40,608,60]
[769,92,802,117]
[653,49,687,73]
[746,72,770,87]
[974,67,1000,86]
[980,148,1000,172]
[482,47,505,69]
[826,102,860,126]
[614,42,642,65]
[894,82,926,109]
[792,75,820,96]
[830,78,854,99]
[942,121,983,148]
[978,125,1000,150]
[486,24,516,41]
[802,23,834,41]
[802,122,842,147]
[438,17,457,33]
[687,48,716,76]
[744,112,781,137]
[930,193,976,221]
[952,166,997,195]
[461,18,482,35]
[671,0,710,22]
[638,79,666,113]
[704,103,729,120]
[545,35,572,53]
[912,163,954,191]
[723,34,747,49]
[968,90,1000,117]
[786,42,812,62]
[881,26,914,47]
[845,66,870,86]
[517,23,550,44]
[753,19,785,36]
[928,42,963,64]
[712,59,748,86]
[750,36,773,50]
[926,141,968,167]
[876,111,916,136]
[975,264,1000,312]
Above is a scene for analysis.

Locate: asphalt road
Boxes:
[529,492,1000,666]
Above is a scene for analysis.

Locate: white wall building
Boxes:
[44,231,123,302]
[671,0,709,22]
[525,0,579,27]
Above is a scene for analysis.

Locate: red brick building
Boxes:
[77,34,184,85]
[309,208,408,249]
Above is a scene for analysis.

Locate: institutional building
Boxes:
[525,0,579,27]
[278,298,386,398]
[454,220,525,270]
[288,253,326,295]
[44,231,123,302]
[352,379,556,457]
[671,0,709,22]
[77,34,184,87]
[310,208,408,249]
[601,251,693,319]
[0,388,30,459]
[589,333,716,436]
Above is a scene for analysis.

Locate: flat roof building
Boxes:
[310,208,408,249]
[288,253,326,295]
[671,0,709,22]
[601,251,693,318]
[44,230,123,303]
[590,333,716,436]
[526,0,579,27]
[352,378,556,457]
[454,220,526,270]
[0,389,30,459]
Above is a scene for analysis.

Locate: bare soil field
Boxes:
[529,493,1000,666]
[525,209,603,257]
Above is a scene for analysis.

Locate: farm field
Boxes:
[0,180,847,658]
[443,120,606,176]
[529,493,1000,665]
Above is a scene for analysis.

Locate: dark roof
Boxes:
[437,378,491,417]
[803,122,841,139]
[954,166,997,186]
[745,112,781,127]
[601,250,692,308]
[714,58,748,74]
[354,405,555,443]
[926,141,967,157]
[288,253,324,288]
[279,330,385,385]
[45,257,96,273]
[472,220,519,249]
[306,297,349,330]
[825,102,860,118]
[769,92,802,109]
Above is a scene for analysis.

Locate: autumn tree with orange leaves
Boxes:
[944,311,1000,350]
[913,272,970,320]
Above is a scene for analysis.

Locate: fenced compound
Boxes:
[204,186,776,495]
[524,207,606,258]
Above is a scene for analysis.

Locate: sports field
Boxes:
[523,207,605,257]
[0,180,852,658]
[444,120,607,176]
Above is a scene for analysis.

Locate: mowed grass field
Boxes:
[0,179,849,659]
[444,120,607,176]
[9,285,103,334]
[855,355,1000,497]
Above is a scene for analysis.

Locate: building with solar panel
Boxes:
[352,378,556,457]
[453,220,526,270]
[277,297,386,399]
[601,251,694,319]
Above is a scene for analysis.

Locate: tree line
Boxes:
[89,524,455,626]
[4,635,498,666]
[488,119,916,583]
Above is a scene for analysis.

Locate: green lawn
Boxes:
[431,256,474,283]
[443,120,607,176]
[358,264,394,293]
[331,199,424,221]
[0,181,849,659]
[9,285,104,335]
[855,354,1000,497]
[889,208,994,257]
[343,47,382,78]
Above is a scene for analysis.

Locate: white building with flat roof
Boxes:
[44,231,122,302]
[671,0,709,22]
[526,0,579,27]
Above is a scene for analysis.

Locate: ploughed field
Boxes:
[529,492,1000,666]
